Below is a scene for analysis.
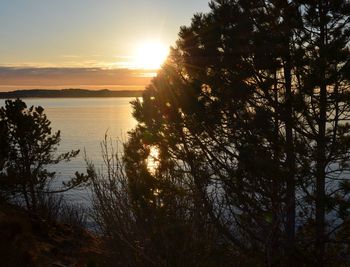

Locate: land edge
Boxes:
[0,89,144,99]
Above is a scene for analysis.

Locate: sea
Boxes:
[0,97,138,207]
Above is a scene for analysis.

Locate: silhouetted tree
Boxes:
[293,1,350,264]
[127,1,297,264]
[0,99,87,211]
[89,136,225,267]
[125,0,350,265]
[0,119,8,170]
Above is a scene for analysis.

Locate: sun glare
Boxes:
[147,146,160,175]
[134,42,169,70]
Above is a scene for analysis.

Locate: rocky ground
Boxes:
[0,202,103,267]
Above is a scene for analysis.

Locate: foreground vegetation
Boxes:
[0,201,100,266]
[0,99,87,212]
[0,99,99,266]
[1,0,350,266]
[89,0,350,266]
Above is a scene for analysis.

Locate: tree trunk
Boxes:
[284,51,296,263]
[315,1,327,264]
[22,183,30,210]
[279,2,296,262]
[29,181,37,212]
[316,90,326,265]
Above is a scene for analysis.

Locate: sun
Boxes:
[134,41,169,70]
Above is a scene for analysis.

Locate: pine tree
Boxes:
[0,99,87,211]
[125,0,350,264]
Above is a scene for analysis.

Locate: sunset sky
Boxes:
[0,0,209,91]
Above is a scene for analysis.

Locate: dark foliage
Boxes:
[0,118,8,171]
[89,136,230,267]
[119,0,350,265]
[0,99,88,211]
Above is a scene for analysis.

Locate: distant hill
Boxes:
[0,89,144,99]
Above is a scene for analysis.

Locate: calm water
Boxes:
[0,97,137,204]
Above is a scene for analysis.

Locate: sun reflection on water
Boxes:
[147,146,160,175]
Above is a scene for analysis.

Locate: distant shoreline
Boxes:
[0,89,144,99]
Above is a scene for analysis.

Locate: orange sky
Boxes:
[0,67,154,92]
[0,1,210,92]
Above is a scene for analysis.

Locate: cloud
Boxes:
[61,54,81,58]
[0,66,156,91]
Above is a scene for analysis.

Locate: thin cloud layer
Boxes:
[0,67,155,91]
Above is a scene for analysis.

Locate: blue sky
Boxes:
[0,0,210,68]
